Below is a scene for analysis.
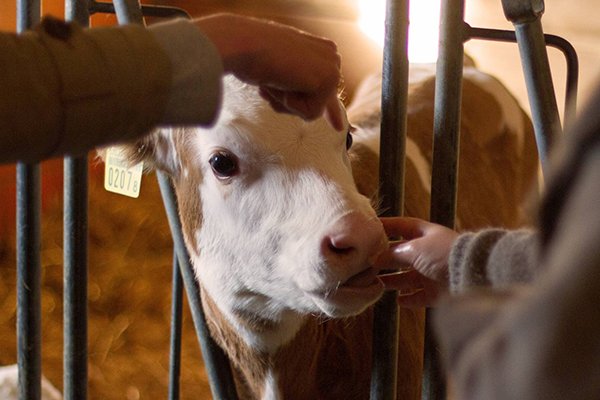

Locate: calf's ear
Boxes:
[97,128,181,176]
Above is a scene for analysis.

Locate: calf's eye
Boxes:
[346,132,353,150]
[209,151,238,179]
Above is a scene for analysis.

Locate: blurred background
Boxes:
[1,1,599,399]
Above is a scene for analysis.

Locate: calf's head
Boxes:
[122,77,387,332]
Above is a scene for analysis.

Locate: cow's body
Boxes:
[119,61,537,399]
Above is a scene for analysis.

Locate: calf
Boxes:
[116,61,536,399]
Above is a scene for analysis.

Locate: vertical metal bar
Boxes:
[112,0,144,25]
[464,26,579,133]
[545,35,578,130]
[63,158,89,400]
[16,165,42,400]
[63,2,90,399]
[425,0,466,398]
[501,0,560,174]
[16,1,42,399]
[157,172,239,400]
[16,0,40,32]
[112,1,237,395]
[168,254,184,400]
[371,0,409,398]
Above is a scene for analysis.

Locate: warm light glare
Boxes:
[358,0,441,63]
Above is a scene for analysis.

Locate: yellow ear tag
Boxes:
[104,147,144,198]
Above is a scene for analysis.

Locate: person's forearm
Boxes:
[148,18,223,126]
[0,18,172,163]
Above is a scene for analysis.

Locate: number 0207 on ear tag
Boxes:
[104,147,144,198]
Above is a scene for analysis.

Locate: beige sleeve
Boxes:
[0,17,172,163]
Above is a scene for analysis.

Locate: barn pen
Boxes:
[2,0,579,399]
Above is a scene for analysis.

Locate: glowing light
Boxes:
[357,0,441,63]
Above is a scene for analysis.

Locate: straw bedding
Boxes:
[0,162,212,399]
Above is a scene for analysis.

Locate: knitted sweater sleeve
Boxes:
[448,228,539,293]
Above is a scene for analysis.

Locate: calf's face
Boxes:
[132,78,388,323]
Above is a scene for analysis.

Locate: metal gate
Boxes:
[10,0,578,399]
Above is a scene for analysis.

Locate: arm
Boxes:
[435,148,600,400]
[0,14,342,164]
[377,219,538,307]
[0,18,174,163]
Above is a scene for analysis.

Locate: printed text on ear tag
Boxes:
[104,147,144,198]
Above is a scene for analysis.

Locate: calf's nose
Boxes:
[321,211,387,268]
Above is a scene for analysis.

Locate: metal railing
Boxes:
[10,0,578,399]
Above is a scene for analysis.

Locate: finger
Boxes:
[386,241,419,267]
[379,217,427,240]
[379,270,424,291]
[282,92,322,120]
[259,87,291,114]
[373,245,411,270]
[323,95,344,131]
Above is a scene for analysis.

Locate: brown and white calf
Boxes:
[116,62,537,399]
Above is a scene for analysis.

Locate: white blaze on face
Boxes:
[178,78,387,350]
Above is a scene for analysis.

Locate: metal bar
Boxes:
[544,34,578,129]
[16,164,42,400]
[16,0,40,32]
[63,157,89,400]
[466,25,579,129]
[425,0,467,398]
[157,172,239,400]
[112,0,144,25]
[63,1,90,399]
[501,0,561,174]
[168,254,184,400]
[111,2,237,397]
[371,0,409,398]
[16,1,42,399]
[89,0,190,19]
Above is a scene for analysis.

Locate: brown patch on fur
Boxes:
[201,287,423,400]
[275,311,374,400]
[201,290,270,399]
[349,143,380,199]
[201,289,375,399]
[402,74,538,229]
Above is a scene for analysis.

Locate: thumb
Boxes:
[373,240,415,271]
[391,241,419,267]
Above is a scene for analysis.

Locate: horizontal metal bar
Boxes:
[89,0,190,19]
[466,24,579,129]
